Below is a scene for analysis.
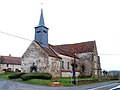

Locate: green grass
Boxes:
[56,77,73,86]
[57,77,97,86]
[0,73,74,86]
[0,73,14,79]
[19,78,73,86]
[18,79,52,86]
[0,73,101,86]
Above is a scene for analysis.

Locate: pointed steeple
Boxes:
[39,9,45,26]
[34,9,49,47]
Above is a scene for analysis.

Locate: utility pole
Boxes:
[71,53,78,84]
[73,53,76,84]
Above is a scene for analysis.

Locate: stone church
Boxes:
[21,9,101,77]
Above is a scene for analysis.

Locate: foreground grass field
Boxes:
[0,73,98,86]
[0,73,12,79]
[0,73,115,86]
[0,73,74,86]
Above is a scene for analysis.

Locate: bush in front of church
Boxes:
[8,72,26,79]
[21,72,52,81]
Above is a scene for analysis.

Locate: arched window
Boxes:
[30,63,37,72]
[81,65,85,73]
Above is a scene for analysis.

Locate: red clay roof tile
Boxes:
[50,41,95,57]
[0,56,21,65]
[35,41,61,59]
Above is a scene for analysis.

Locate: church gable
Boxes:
[21,41,49,72]
[22,41,48,59]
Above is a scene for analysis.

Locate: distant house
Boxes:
[21,9,102,77]
[0,55,21,72]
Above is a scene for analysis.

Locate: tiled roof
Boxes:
[0,56,21,65]
[35,41,61,59]
[50,41,96,57]
[43,46,61,59]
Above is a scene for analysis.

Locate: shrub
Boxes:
[21,73,31,81]
[21,72,52,81]
[8,72,26,79]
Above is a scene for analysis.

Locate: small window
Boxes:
[61,61,64,69]
[67,62,69,69]
[43,30,47,33]
[37,30,41,33]
[81,65,85,73]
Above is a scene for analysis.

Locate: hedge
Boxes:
[8,72,26,79]
[21,72,52,81]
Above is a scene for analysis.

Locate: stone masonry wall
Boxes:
[21,42,50,73]
[93,55,101,77]
[49,57,61,77]
[77,52,101,77]
[77,52,93,77]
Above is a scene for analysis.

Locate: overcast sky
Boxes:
[0,0,120,71]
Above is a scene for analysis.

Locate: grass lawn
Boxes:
[0,73,73,86]
[18,79,52,86]
[0,73,104,86]
[17,77,73,86]
[16,77,97,86]
[0,73,14,79]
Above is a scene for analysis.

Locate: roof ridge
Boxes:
[34,41,61,58]
[54,40,95,46]
[48,45,61,59]
[0,55,21,58]
[50,40,96,57]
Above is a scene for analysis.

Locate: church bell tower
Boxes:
[34,9,49,47]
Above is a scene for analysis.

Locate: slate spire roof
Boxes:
[39,9,45,26]
[35,9,48,47]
